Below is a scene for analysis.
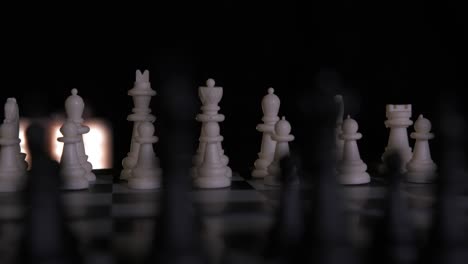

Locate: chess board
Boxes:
[1,168,467,264]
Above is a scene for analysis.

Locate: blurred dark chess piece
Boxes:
[298,77,358,264]
[262,153,304,263]
[16,122,83,264]
[144,73,208,264]
[365,151,418,264]
[416,94,468,264]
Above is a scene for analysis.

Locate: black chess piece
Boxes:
[416,94,468,264]
[16,122,83,264]
[298,82,358,264]
[365,151,418,264]
[144,72,208,264]
[262,153,304,263]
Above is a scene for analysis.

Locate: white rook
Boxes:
[382,104,413,172]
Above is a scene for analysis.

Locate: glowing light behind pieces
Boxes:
[19,118,112,169]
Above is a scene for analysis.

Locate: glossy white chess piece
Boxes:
[252,88,280,178]
[265,116,295,186]
[194,121,231,189]
[337,115,370,185]
[406,115,437,183]
[0,121,24,192]
[121,70,156,180]
[65,89,96,181]
[192,78,231,179]
[58,121,89,190]
[128,121,162,189]
[381,104,413,172]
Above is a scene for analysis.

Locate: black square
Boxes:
[89,183,113,193]
[229,180,255,190]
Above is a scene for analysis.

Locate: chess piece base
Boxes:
[264,174,281,186]
[225,166,232,178]
[128,175,161,189]
[338,172,370,185]
[120,169,132,180]
[251,168,268,178]
[406,161,437,183]
[85,171,97,181]
[61,175,89,190]
[194,175,230,189]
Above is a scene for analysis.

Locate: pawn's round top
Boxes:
[262,87,280,116]
[342,115,358,134]
[206,78,216,88]
[138,122,155,138]
[204,122,220,137]
[65,88,84,122]
[275,116,291,136]
[414,114,431,133]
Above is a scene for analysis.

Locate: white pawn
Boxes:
[252,88,280,178]
[264,116,295,186]
[58,121,89,190]
[195,122,231,189]
[0,122,24,192]
[65,88,96,181]
[406,115,437,183]
[337,115,370,185]
[128,122,162,189]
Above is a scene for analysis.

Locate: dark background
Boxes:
[1,1,466,177]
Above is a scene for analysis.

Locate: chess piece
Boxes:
[65,88,96,181]
[0,121,24,192]
[381,104,413,172]
[145,72,208,264]
[337,115,370,185]
[334,94,344,161]
[192,78,231,179]
[194,121,231,188]
[57,121,89,190]
[406,115,437,183]
[265,116,295,186]
[121,69,156,180]
[252,87,280,178]
[3,98,28,173]
[128,122,162,189]
[18,122,83,264]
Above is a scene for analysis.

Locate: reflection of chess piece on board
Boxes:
[265,117,295,186]
[337,116,370,185]
[128,122,162,189]
[194,121,231,189]
[57,121,89,190]
[192,79,231,179]
[252,88,280,178]
[406,115,437,183]
[65,88,95,181]
[4,98,28,173]
[121,70,156,180]
[0,121,25,192]
[381,104,413,173]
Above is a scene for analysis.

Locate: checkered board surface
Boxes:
[1,169,468,264]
